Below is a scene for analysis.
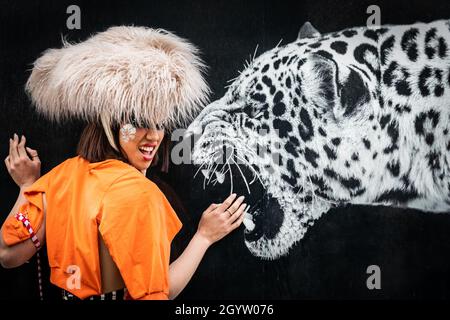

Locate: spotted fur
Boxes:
[186,19,450,259]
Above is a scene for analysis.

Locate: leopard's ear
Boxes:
[298,22,321,39]
[300,53,371,121]
[299,52,337,110]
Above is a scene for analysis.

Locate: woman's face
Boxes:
[118,124,165,174]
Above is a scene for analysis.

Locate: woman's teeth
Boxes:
[139,146,154,155]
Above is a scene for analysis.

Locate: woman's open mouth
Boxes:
[138,144,157,161]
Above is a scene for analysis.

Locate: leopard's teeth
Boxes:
[215,171,225,184]
[201,169,210,179]
[243,211,255,231]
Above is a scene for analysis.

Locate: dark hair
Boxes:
[77,123,170,172]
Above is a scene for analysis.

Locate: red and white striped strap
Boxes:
[15,212,41,250]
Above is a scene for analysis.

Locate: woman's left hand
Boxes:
[5,134,41,188]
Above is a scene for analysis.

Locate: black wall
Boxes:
[1,0,450,300]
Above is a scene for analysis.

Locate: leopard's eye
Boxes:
[253,111,264,118]
[242,104,254,117]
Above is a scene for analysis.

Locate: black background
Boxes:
[1,0,450,300]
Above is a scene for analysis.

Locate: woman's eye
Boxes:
[129,115,139,127]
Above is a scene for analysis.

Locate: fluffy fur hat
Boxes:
[25,26,210,129]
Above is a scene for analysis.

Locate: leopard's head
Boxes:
[185,22,386,259]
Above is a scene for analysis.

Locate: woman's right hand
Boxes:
[4,134,41,188]
[196,193,247,246]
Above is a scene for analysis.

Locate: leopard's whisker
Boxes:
[232,156,251,194]
[193,149,219,179]
[193,161,207,179]
[235,153,263,186]
[228,161,233,194]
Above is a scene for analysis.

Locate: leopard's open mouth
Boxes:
[193,159,285,244]
[184,105,323,259]
[189,142,328,259]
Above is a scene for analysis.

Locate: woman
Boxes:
[0,26,246,300]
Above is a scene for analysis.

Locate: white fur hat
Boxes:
[25,26,210,129]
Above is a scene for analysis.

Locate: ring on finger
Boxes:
[225,208,233,217]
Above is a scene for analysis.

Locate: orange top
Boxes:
[2,156,182,300]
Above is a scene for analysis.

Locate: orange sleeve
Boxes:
[99,173,181,300]
[2,175,48,246]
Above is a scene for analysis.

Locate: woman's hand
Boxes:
[4,134,41,188]
[196,193,247,246]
